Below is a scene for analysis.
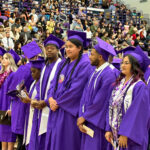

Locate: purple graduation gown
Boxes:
[24,81,40,150]
[33,62,60,150]
[9,63,33,135]
[45,56,90,150]
[0,72,16,142]
[106,81,150,150]
[79,64,117,150]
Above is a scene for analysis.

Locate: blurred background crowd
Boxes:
[0,0,150,57]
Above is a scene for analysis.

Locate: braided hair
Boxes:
[54,38,83,93]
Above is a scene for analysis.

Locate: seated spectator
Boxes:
[2,31,14,50]
[72,18,84,32]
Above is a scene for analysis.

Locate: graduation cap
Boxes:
[133,46,150,72]
[21,41,42,59]
[0,47,6,56]
[67,30,87,48]
[30,59,45,70]
[117,46,135,55]
[9,49,20,64]
[120,46,150,72]
[94,37,116,61]
[7,90,19,97]
[112,58,122,70]
[44,34,65,49]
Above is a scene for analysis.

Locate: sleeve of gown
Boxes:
[82,72,116,130]
[56,62,90,117]
[118,82,150,145]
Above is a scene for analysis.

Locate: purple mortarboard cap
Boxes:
[120,46,150,72]
[117,46,135,54]
[133,46,150,72]
[0,47,6,56]
[21,41,42,59]
[94,37,116,61]
[112,58,122,70]
[0,16,8,20]
[44,34,65,49]
[30,59,45,70]
[67,30,87,48]
[9,49,20,64]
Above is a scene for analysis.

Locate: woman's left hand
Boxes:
[118,135,128,148]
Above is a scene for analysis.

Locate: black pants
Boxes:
[16,134,26,150]
[0,142,1,150]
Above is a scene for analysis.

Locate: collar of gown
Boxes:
[95,62,109,72]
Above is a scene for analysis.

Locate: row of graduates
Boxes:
[0,30,150,150]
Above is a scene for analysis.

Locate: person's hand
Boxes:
[48,97,59,111]
[105,132,113,143]
[33,100,46,110]
[6,110,11,117]
[77,116,85,126]
[118,135,128,148]
[78,124,87,133]
[18,95,31,103]
[31,100,39,108]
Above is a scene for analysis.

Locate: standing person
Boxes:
[77,38,117,150]
[8,41,42,150]
[18,60,44,150]
[44,30,90,150]
[105,46,150,150]
[19,34,65,150]
[0,53,17,150]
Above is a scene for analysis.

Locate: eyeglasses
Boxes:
[121,62,131,65]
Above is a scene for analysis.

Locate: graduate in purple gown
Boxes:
[0,53,17,150]
[44,30,90,150]
[105,47,150,150]
[8,41,42,150]
[77,37,117,150]
[18,60,44,150]
[21,34,65,150]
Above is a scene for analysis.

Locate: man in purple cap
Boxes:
[77,37,117,150]
[20,34,64,150]
[8,41,42,150]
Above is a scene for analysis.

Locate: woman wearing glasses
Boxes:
[105,46,150,150]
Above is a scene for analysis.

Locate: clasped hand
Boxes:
[48,97,59,111]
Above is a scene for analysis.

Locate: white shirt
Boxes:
[29,13,38,23]
[85,30,93,39]
[2,37,14,50]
